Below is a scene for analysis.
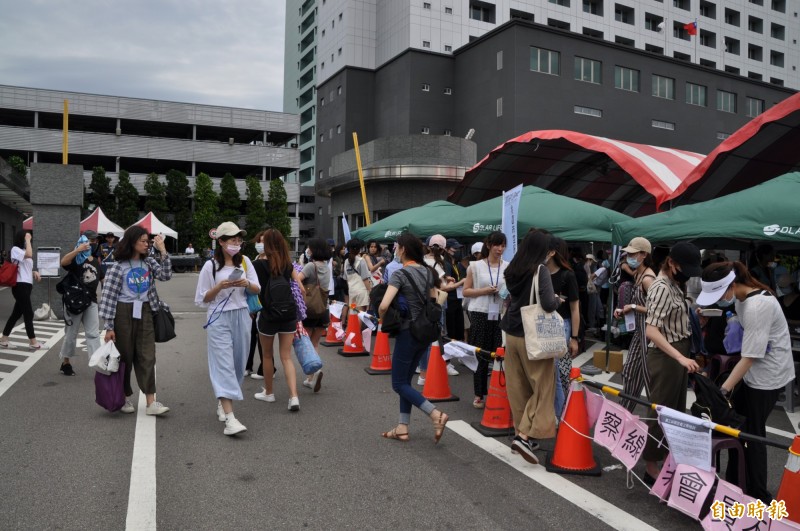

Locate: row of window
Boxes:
[421,83,453,95]
[319,85,343,107]
[532,47,767,116]
[319,124,342,143]
[572,105,731,138]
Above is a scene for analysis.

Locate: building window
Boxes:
[748,71,763,81]
[614,4,634,24]
[645,12,664,31]
[530,46,560,75]
[614,65,639,91]
[772,0,785,12]
[319,134,324,143]
[574,105,602,117]
[329,128,333,139]
[725,37,740,55]
[686,82,707,106]
[746,97,765,117]
[321,61,325,70]
[445,7,453,14]
[717,90,736,113]
[470,1,496,23]
[320,97,325,106]
[511,8,535,21]
[422,40,430,48]
[338,48,342,56]
[748,16,763,34]
[549,0,570,6]
[424,2,431,8]
[574,57,602,84]
[421,126,430,134]
[497,50,503,70]
[337,85,342,95]
[699,0,716,19]
[444,45,452,52]
[444,87,452,95]
[496,97,503,117]
[699,30,716,48]
[652,120,676,130]
[583,0,603,15]
[771,23,785,40]
[319,170,324,180]
[652,74,675,100]
[770,50,784,67]
[748,44,763,61]
[337,124,342,134]
[717,132,730,140]
[724,8,740,26]
[673,0,689,9]
[422,83,430,91]
[339,12,343,20]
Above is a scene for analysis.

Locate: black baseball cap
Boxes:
[83,230,98,240]
[669,242,702,278]
[446,238,462,249]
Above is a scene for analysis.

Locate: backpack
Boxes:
[399,268,442,344]
[56,272,92,323]
[256,262,297,322]
[690,374,745,429]
[369,283,402,336]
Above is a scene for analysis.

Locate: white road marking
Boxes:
[125,391,157,531]
[0,322,65,398]
[448,420,659,531]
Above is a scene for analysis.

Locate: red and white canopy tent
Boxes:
[80,208,125,237]
[134,212,178,239]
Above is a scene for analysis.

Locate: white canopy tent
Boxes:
[80,208,125,237]
[134,212,178,239]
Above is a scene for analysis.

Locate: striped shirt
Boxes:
[645,274,691,344]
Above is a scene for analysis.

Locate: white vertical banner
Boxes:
[501,184,523,262]
[342,213,351,242]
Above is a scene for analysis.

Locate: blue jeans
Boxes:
[392,329,435,424]
[553,318,572,419]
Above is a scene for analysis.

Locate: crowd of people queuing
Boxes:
[3,219,797,501]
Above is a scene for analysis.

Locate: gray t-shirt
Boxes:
[389,264,434,321]
[116,260,151,303]
[302,261,331,292]
[736,291,795,390]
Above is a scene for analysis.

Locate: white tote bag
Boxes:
[520,265,568,361]
[88,340,121,375]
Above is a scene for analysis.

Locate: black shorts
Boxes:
[302,316,330,329]
[257,317,296,336]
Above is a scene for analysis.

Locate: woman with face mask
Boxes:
[641,242,702,484]
[699,262,795,503]
[613,237,656,412]
[194,222,261,436]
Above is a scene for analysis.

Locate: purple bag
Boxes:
[95,362,126,412]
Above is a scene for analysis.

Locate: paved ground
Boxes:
[0,276,796,530]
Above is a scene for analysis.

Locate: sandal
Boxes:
[0,339,8,348]
[433,411,449,444]
[381,427,409,442]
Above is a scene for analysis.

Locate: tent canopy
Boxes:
[350,201,463,243]
[135,212,178,239]
[414,186,630,242]
[80,208,125,238]
[22,216,33,230]
[448,130,704,216]
[611,171,800,247]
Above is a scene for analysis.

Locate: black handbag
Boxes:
[152,300,176,343]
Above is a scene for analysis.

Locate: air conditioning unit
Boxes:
[228,137,234,145]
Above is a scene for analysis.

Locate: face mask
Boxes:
[673,268,691,283]
[717,295,735,308]
[225,244,241,256]
[452,251,463,262]
[626,257,640,269]
[305,249,312,259]
[255,243,264,254]
[90,244,98,253]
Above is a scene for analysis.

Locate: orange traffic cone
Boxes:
[776,435,800,523]
[365,323,392,375]
[320,313,343,347]
[471,347,515,437]
[423,340,459,402]
[545,367,601,476]
[337,310,368,357]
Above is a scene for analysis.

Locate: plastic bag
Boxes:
[293,323,323,375]
[89,340,121,375]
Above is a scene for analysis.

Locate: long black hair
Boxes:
[547,236,573,271]
[12,230,27,249]
[397,233,441,288]
[214,236,244,272]
[115,225,149,262]
[504,229,550,286]
[307,238,332,261]
[481,230,507,258]
[346,238,363,268]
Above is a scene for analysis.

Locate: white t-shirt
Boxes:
[467,259,508,313]
[185,247,195,254]
[11,246,33,284]
[194,257,260,315]
[736,292,795,390]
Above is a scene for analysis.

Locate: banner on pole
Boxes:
[501,184,523,262]
[342,213,351,242]
[667,464,716,520]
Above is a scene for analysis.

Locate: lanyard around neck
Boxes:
[486,259,500,287]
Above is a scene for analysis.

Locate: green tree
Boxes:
[165,169,192,249]
[114,170,140,228]
[7,155,27,177]
[265,178,291,240]
[192,173,219,250]
[88,166,115,214]
[219,173,241,221]
[143,172,168,218]
[244,176,267,255]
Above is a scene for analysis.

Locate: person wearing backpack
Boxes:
[57,230,104,376]
[377,233,449,444]
[0,230,42,350]
[195,222,261,435]
[252,228,305,412]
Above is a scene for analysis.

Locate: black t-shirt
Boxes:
[572,259,588,293]
[443,259,466,301]
[551,268,579,320]
[66,257,104,303]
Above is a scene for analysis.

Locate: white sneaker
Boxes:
[446,363,459,376]
[254,390,275,403]
[121,400,135,414]
[216,402,226,422]
[302,379,313,389]
[250,373,264,380]
[415,366,421,374]
[309,370,323,392]
[417,376,425,386]
[288,396,300,412]
[223,417,247,436]
[145,401,170,416]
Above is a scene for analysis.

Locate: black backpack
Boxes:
[399,268,442,344]
[56,272,92,324]
[690,374,746,429]
[257,262,297,322]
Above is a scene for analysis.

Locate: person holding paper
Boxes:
[100,226,173,416]
[0,231,42,350]
[642,242,702,483]
[699,261,795,503]
[614,237,656,412]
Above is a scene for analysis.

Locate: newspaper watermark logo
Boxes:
[763,224,800,237]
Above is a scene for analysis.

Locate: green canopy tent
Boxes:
[409,186,631,242]
[611,171,800,248]
[350,201,463,243]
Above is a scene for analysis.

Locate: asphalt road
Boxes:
[0,276,796,530]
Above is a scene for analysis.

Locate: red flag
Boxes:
[683,21,697,35]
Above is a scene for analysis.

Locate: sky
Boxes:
[0,0,287,111]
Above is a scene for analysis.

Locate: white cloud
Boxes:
[0,0,286,111]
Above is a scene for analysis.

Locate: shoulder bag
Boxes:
[151,275,176,343]
[521,265,567,360]
[0,257,18,287]
[399,268,442,344]
[242,259,263,314]
[303,264,328,319]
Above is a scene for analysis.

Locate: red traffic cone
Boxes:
[545,367,601,476]
[365,323,392,375]
[423,341,459,402]
[337,310,368,357]
[471,347,515,437]
[776,435,800,523]
[321,313,344,347]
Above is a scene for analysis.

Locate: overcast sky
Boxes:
[0,0,286,111]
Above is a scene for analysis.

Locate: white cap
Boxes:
[471,242,483,255]
[697,271,736,306]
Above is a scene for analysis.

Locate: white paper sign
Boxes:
[658,407,713,471]
[36,248,61,277]
[329,301,344,319]
[442,341,478,372]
